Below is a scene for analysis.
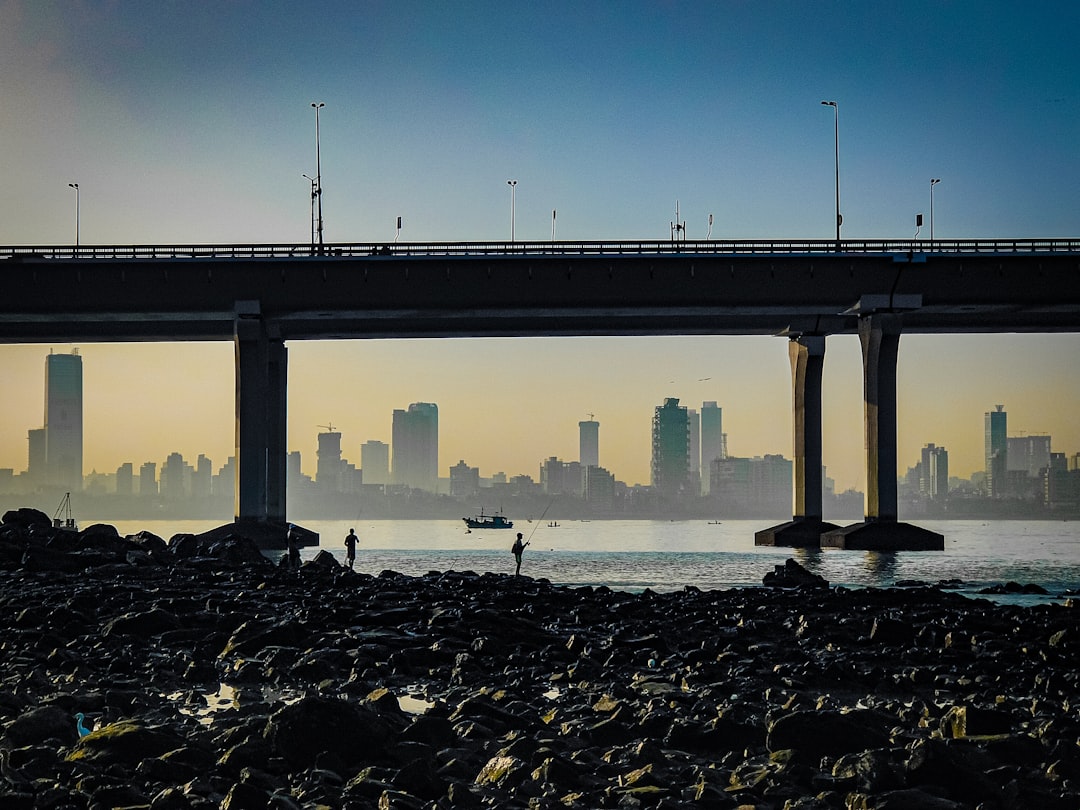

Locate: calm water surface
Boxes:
[109,518,1080,603]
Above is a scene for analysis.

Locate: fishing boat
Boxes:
[463,509,513,530]
[53,492,78,531]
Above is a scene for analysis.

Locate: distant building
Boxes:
[45,350,83,491]
[920,443,949,499]
[139,461,157,497]
[449,460,480,498]
[317,429,343,493]
[116,462,134,496]
[579,419,599,468]
[984,405,1007,497]
[161,452,189,498]
[710,454,793,515]
[193,454,212,498]
[583,465,616,505]
[700,402,724,494]
[27,428,47,486]
[651,397,690,499]
[1008,435,1052,478]
[392,402,439,492]
[361,440,390,485]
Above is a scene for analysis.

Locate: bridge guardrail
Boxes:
[2,238,1080,261]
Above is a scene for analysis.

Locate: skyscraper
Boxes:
[317,429,343,492]
[361,440,390,485]
[700,401,724,493]
[985,405,1007,498]
[392,402,439,492]
[45,349,83,491]
[651,397,690,498]
[579,418,599,468]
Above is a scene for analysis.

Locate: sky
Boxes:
[1,1,1078,492]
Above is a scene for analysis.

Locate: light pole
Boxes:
[507,179,517,242]
[821,100,840,245]
[930,178,941,247]
[68,183,80,246]
[311,102,325,249]
[302,174,317,246]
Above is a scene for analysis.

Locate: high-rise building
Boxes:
[392,402,439,492]
[984,405,1007,498]
[115,463,133,496]
[139,462,157,497]
[361,440,390,485]
[1008,435,1052,478]
[700,402,724,494]
[27,428,47,485]
[449,460,480,498]
[317,429,343,492]
[45,350,83,491]
[651,397,690,498]
[920,443,949,499]
[688,408,700,475]
[579,419,599,468]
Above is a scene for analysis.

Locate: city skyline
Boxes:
[1,3,1078,493]
[2,343,1076,496]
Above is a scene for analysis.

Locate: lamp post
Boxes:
[302,174,317,246]
[821,100,840,246]
[930,178,941,247]
[507,179,517,242]
[311,102,325,249]
[68,183,80,247]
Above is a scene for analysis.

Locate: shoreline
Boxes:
[1,517,1078,808]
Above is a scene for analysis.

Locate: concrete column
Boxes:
[266,336,288,523]
[755,335,838,546]
[820,312,943,550]
[234,302,271,522]
[859,313,900,521]
[791,335,826,520]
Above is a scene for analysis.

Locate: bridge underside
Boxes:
[2,245,1077,548]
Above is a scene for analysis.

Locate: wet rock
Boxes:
[65,720,188,765]
[2,705,79,747]
[767,709,891,757]
[763,558,829,589]
[263,695,397,771]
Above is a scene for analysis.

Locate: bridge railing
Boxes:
[3,238,1080,261]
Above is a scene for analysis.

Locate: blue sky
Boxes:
[1,1,1078,493]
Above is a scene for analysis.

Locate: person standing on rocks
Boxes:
[344,528,358,569]
[511,532,529,576]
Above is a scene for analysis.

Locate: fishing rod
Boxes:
[526,497,556,544]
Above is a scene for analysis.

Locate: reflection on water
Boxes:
[863,551,898,585]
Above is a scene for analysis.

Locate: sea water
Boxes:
[107,518,1080,603]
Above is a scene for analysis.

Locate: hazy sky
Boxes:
[1,1,1078,492]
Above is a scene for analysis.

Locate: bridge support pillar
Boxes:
[821,313,943,550]
[756,335,839,546]
[233,302,288,526]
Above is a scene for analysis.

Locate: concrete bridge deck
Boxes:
[3,239,1079,342]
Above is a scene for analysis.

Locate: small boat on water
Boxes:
[463,509,513,529]
[53,492,78,531]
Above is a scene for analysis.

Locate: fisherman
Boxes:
[286,524,301,572]
[344,527,359,569]
[511,532,529,576]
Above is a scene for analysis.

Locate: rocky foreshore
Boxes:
[1,510,1078,809]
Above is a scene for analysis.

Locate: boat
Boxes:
[463,509,513,529]
[53,492,78,531]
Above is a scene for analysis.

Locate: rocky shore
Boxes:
[1,509,1078,809]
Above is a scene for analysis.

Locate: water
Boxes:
[108,518,1080,603]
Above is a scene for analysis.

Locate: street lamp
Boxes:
[821,100,841,246]
[311,102,325,249]
[68,183,80,247]
[507,179,517,242]
[302,174,317,246]
[930,178,941,247]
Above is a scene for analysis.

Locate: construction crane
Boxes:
[317,423,337,433]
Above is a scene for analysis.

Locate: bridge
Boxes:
[5,239,1080,549]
